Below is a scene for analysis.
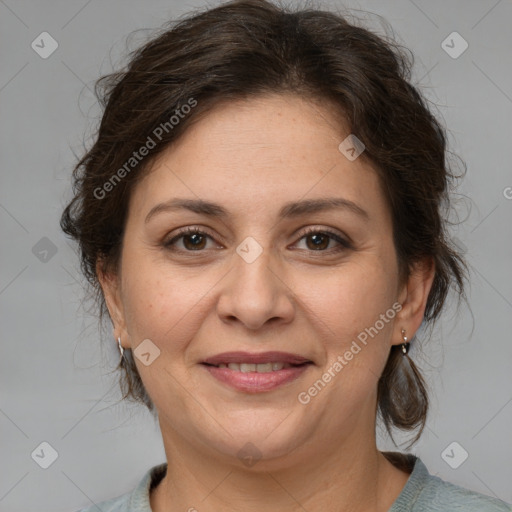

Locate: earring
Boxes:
[117,337,124,360]
[400,328,410,355]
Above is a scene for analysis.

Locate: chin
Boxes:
[193,409,312,468]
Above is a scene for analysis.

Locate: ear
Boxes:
[96,259,130,350]
[393,257,436,345]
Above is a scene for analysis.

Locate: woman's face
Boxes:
[101,94,428,467]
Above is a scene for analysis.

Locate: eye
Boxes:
[163,226,352,253]
[294,227,352,253]
[163,227,218,251]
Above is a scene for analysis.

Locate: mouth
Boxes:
[204,361,307,372]
[202,351,313,369]
[201,351,313,392]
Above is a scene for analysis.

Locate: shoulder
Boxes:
[386,453,512,512]
[74,492,130,512]
[417,473,511,511]
[72,462,167,512]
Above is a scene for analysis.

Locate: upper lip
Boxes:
[202,351,312,365]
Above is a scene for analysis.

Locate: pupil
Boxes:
[309,234,327,250]
[186,233,204,249]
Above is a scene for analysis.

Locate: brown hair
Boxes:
[61,0,467,446]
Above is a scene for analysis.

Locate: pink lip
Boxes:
[202,364,311,393]
[202,351,312,365]
[201,352,313,393]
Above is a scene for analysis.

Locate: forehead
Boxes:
[173,94,348,166]
[128,94,388,226]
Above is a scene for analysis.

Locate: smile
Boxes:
[201,352,313,393]
[211,362,296,372]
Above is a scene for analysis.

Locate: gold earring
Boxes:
[400,328,410,355]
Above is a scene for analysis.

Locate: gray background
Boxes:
[1,1,511,511]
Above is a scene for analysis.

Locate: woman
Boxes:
[61,1,511,510]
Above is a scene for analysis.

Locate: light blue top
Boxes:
[75,453,511,511]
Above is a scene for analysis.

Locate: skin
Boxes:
[98,93,435,512]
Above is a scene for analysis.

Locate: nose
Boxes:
[216,245,295,331]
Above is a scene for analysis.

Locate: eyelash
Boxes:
[163,226,352,254]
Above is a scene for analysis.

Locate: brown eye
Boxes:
[163,227,351,254]
[305,232,330,250]
[296,228,352,253]
[164,228,215,251]
[182,232,207,250]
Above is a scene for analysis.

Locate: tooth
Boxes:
[222,362,292,372]
[256,363,273,373]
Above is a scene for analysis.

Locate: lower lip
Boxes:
[202,364,311,393]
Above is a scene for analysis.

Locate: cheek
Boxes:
[120,250,180,343]
[119,260,204,404]
[307,258,397,375]
[125,283,190,350]
[312,259,396,330]
[120,251,217,356]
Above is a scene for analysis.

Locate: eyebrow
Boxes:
[144,197,370,224]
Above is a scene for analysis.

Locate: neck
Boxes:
[150,423,411,512]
